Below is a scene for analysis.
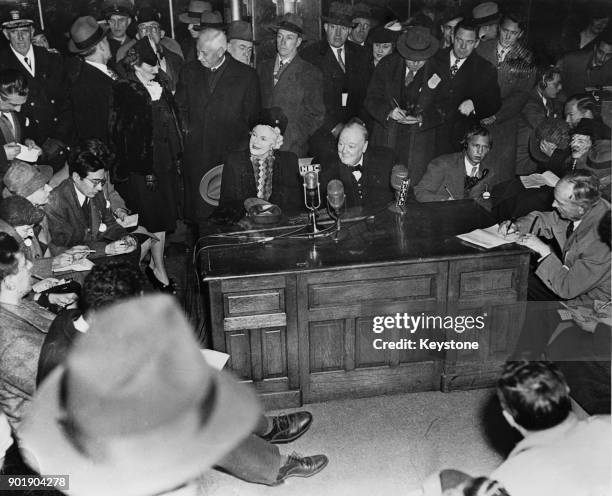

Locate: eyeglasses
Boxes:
[85,177,106,187]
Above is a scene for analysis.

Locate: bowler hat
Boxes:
[2,9,34,30]
[0,195,44,227]
[270,13,305,36]
[529,118,570,163]
[352,2,373,21]
[102,0,133,18]
[179,0,212,24]
[3,161,53,198]
[228,20,254,42]
[322,1,355,28]
[19,295,260,496]
[194,10,225,31]
[68,16,108,54]
[256,107,288,135]
[396,26,439,61]
[200,164,224,206]
[135,5,162,26]
[588,140,612,169]
[471,2,500,26]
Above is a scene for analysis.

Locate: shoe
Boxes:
[145,266,177,295]
[274,452,328,485]
[261,411,313,444]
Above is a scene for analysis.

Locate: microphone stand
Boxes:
[327,196,346,242]
[303,182,321,236]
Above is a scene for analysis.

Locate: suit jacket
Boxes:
[37,308,81,386]
[0,45,66,143]
[559,48,612,97]
[414,152,495,202]
[517,199,611,306]
[175,56,261,221]
[0,111,26,180]
[421,47,501,123]
[44,178,127,255]
[320,146,394,209]
[300,41,371,131]
[214,150,302,221]
[66,61,115,143]
[0,301,53,430]
[258,55,325,157]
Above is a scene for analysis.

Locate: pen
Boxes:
[528,215,539,234]
[392,97,401,109]
[443,185,455,200]
[31,274,44,281]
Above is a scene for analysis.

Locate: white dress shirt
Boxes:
[11,45,35,76]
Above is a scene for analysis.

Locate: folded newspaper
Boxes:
[457,224,521,249]
[520,171,560,189]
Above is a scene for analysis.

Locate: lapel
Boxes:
[67,180,92,234]
[323,43,345,77]
[11,110,22,142]
[275,55,300,88]
[0,113,15,143]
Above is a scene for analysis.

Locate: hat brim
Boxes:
[22,164,53,198]
[472,12,501,26]
[397,37,439,61]
[322,16,355,28]
[68,24,109,54]
[2,20,34,29]
[194,22,226,31]
[178,13,201,24]
[200,164,224,206]
[20,365,261,496]
[269,21,304,36]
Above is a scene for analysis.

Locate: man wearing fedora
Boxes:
[227,20,254,66]
[178,0,213,63]
[471,2,501,42]
[64,16,116,145]
[365,26,440,185]
[420,19,500,155]
[102,0,134,63]
[0,9,66,149]
[258,14,325,157]
[21,295,329,494]
[301,1,371,159]
[348,2,375,47]
[176,27,260,227]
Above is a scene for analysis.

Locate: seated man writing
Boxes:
[213,107,302,223]
[44,148,136,258]
[414,124,495,202]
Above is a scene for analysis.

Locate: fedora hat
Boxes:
[352,2,373,21]
[68,16,108,54]
[471,2,501,26]
[179,0,212,24]
[0,196,44,227]
[194,10,225,31]
[2,9,34,29]
[270,13,305,36]
[228,20,254,42]
[3,161,53,198]
[19,295,260,496]
[322,1,355,28]
[397,26,439,61]
[200,164,224,206]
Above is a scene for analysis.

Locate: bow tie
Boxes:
[350,164,363,173]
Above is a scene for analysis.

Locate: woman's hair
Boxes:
[0,232,21,283]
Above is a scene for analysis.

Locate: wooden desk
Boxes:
[197,201,530,409]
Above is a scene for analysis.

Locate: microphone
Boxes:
[389,164,410,213]
[304,171,320,210]
[326,179,345,212]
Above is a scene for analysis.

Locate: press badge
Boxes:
[98,223,107,233]
[342,92,348,107]
[428,73,441,89]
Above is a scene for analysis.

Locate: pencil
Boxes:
[444,185,455,200]
[528,215,539,234]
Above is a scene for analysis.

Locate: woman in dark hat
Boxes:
[369,21,401,69]
[212,107,302,223]
[110,37,182,293]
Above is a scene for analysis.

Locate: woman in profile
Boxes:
[111,37,182,293]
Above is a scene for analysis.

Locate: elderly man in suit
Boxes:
[0,10,66,147]
[176,27,260,227]
[414,124,495,202]
[227,20,254,66]
[64,16,116,145]
[420,19,500,155]
[0,69,40,180]
[320,118,394,210]
[301,1,371,159]
[258,14,325,158]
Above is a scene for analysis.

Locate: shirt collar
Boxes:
[276,53,295,67]
[11,45,34,71]
[73,181,87,207]
[450,50,467,68]
[73,315,90,333]
[210,55,226,72]
[464,154,480,174]
[85,60,113,77]
[508,413,579,458]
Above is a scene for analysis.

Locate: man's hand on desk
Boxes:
[516,233,552,258]
[498,220,519,236]
[105,236,137,255]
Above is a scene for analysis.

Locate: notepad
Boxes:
[200,349,230,370]
[16,143,41,162]
[520,171,560,189]
[457,224,521,249]
[117,213,138,228]
[53,257,95,273]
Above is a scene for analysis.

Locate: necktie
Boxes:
[351,164,363,182]
[0,113,15,140]
[337,48,346,72]
[81,198,91,225]
[450,61,459,78]
[470,165,478,177]
[274,60,285,85]
[405,70,414,86]
[566,222,574,240]
[24,56,31,69]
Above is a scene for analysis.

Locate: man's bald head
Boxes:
[196,28,227,68]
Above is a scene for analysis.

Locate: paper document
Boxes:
[200,349,230,370]
[16,144,41,162]
[53,258,95,273]
[117,213,138,228]
[32,278,66,293]
[457,224,521,249]
[520,171,560,189]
